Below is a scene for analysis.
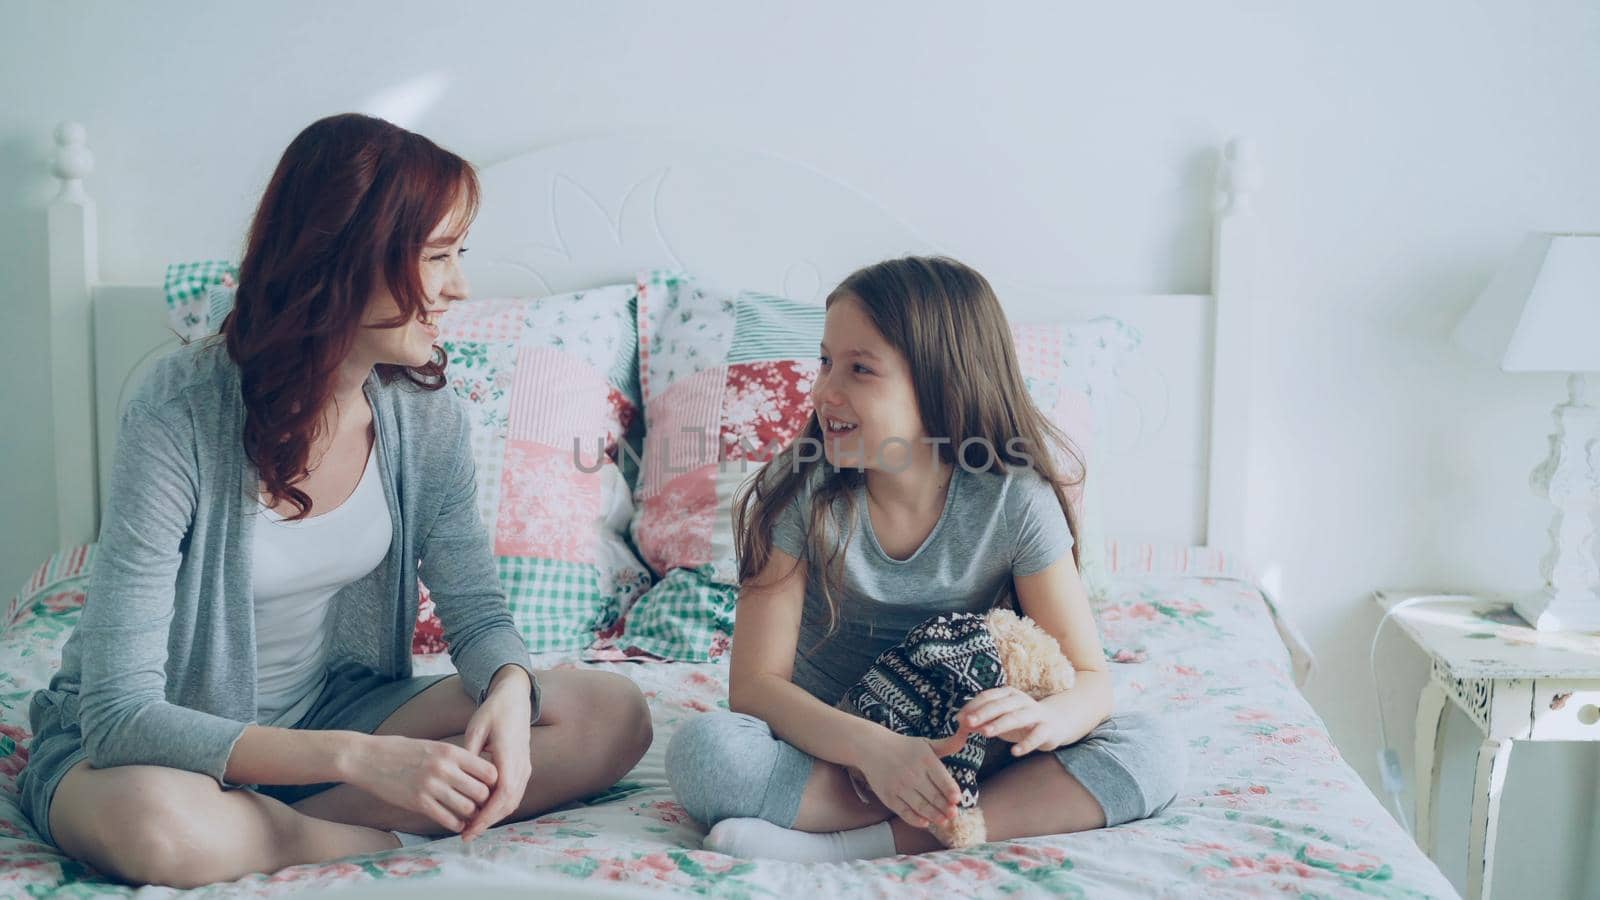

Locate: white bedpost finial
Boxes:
[47,120,101,547]
[1206,136,1262,556]
[1221,138,1262,214]
[53,122,94,203]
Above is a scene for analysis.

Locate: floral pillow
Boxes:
[609,269,1136,663]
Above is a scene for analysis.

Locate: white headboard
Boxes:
[43,125,1260,552]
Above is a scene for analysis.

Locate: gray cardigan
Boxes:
[31,338,534,786]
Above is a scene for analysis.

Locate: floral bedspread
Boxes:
[0,546,1455,898]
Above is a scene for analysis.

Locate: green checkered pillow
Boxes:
[499,559,618,650]
[164,261,237,340]
[606,566,737,662]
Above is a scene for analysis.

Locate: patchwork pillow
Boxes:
[163,266,652,654]
[1008,316,1140,591]
[436,286,653,652]
[611,269,1136,662]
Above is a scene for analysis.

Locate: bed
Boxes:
[1,125,1458,897]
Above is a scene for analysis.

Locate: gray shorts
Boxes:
[665,710,1186,831]
[19,662,451,847]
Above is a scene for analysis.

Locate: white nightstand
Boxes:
[1375,590,1600,900]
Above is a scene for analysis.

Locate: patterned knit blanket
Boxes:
[840,612,1008,813]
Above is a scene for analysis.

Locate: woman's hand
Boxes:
[854,729,961,830]
[458,665,535,841]
[343,734,497,834]
[959,686,1065,756]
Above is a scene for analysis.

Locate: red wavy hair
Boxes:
[221,113,479,519]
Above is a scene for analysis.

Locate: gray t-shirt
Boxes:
[770,465,1074,705]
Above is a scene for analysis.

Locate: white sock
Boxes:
[392,831,434,848]
[703,818,896,862]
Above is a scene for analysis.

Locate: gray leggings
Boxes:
[666,710,1186,830]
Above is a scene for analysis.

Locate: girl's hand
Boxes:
[960,687,1064,756]
[459,666,535,841]
[345,734,497,834]
[856,730,962,829]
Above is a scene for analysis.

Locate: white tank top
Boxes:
[251,442,391,724]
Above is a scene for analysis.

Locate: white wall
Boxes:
[3,1,1597,894]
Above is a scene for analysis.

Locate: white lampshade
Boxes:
[1453,232,1600,373]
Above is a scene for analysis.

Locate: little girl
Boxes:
[665,256,1184,861]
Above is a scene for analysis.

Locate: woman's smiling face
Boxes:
[812,293,927,471]
[352,208,471,369]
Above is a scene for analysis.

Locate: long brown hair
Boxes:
[221,113,479,519]
[732,256,1085,637]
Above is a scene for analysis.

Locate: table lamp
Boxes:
[1453,232,1600,631]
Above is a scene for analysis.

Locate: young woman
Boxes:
[665,257,1184,861]
[19,113,652,888]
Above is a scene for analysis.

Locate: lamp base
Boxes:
[1524,374,1600,633]
[1513,588,1600,633]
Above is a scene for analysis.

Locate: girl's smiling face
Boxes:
[813,293,928,470]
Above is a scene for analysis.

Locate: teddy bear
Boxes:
[838,608,1076,848]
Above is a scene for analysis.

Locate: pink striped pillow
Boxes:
[419,285,653,654]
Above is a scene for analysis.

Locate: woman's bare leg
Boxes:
[47,761,395,888]
[292,669,652,834]
[44,669,651,886]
